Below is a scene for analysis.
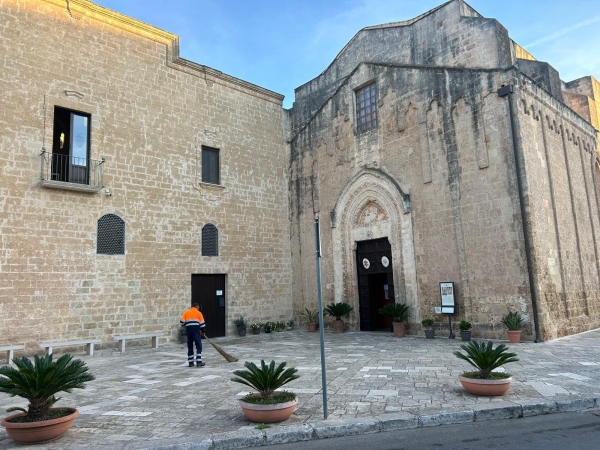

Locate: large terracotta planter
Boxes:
[392,321,406,337]
[424,329,435,339]
[458,375,512,396]
[332,320,344,333]
[238,329,247,337]
[308,323,317,332]
[1,407,79,444]
[239,397,298,423]
[506,330,521,343]
[460,331,472,341]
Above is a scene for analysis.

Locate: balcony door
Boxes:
[52,106,90,184]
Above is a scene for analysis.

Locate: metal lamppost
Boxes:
[314,215,328,419]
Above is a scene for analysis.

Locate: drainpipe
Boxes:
[498,84,542,343]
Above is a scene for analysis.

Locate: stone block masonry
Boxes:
[0,0,292,349]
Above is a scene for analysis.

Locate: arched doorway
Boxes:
[330,169,419,329]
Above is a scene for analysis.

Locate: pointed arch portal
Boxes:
[330,169,420,327]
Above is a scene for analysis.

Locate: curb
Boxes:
[138,397,599,450]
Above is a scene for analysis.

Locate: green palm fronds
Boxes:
[453,341,519,379]
[0,354,95,421]
[378,303,409,322]
[323,303,353,320]
[231,360,299,398]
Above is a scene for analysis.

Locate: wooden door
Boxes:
[191,274,226,337]
[356,238,395,331]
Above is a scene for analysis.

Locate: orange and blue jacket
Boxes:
[180,307,206,333]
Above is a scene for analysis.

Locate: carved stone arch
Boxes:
[330,169,419,327]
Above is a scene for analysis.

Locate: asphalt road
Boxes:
[250,412,600,450]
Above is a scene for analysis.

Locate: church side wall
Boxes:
[0,0,292,350]
[518,82,600,340]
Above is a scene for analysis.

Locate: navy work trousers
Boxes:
[186,326,203,365]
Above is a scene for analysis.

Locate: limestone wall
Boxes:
[0,0,292,350]
[518,82,600,339]
[289,62,535,338]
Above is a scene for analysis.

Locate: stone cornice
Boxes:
[40,0,284,104]
[42,0,177,44]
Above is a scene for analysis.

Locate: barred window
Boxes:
[202,223,218,257]
[97,214,125,255]
[355,82,377,133]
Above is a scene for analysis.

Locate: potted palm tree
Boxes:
[301,308,319,332]
[459,320,472,341]
[0,354,95,444]
[324,302,353,333]
[501,311,523,343]
[234,316,247,337]
[378,303,410,337]
[421,318,435,339]
[454,341,519,396]
[231,360,300,423]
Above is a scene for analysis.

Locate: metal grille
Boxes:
[356,83,377,133]
[202,224,218,257]
[97,214,125,255]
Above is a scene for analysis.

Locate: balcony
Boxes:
[40,151,105,193]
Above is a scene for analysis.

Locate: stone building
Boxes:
[288,0,600,341]
[0,0,293,348]
[0,0,599,350]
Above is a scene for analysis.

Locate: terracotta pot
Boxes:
[333,320,344,333]
[424,329,435,339]
[239,397,298,423]
[392,321,406,337]
[308,323,317,332]
[1,407,79,444]
[458,375,512,396]
[506,330,521,343]
[460,331,472,342]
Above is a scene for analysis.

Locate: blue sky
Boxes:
[94,0,600,108]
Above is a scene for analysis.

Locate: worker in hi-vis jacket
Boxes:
[180,303,206,367]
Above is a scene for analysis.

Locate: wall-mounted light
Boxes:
[104,189,112,197]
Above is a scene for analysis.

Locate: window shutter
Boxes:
[97,214,125,255]
[202,223,219,256]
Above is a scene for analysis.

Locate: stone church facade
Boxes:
[0,0,598,350]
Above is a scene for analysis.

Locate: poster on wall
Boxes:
[439,282,455,314]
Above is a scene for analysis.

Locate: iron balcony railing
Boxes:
[40,150,105,192]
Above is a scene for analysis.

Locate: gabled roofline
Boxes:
[294,0,457,93]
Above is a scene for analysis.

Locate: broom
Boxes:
[201,332,238,362]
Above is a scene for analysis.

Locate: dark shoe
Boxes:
[188,364,194,367]
[196,361,205,367]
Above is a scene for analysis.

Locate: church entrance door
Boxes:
[356,238,395,331]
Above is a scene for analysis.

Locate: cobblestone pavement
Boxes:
[1,329,600,449]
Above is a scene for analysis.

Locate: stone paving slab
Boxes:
[1,329,600,449]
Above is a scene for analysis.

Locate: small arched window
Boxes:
[202,223,218,257]
[97,214,125,255]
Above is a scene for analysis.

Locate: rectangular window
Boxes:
[355,82,378,133]
[51,106,91,184]
[202,146,220,184]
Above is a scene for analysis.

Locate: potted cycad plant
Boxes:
[0,354,95,444]
[454,341,518,396]
[378,303,410,337]
[324,302,353,333]
[301,308,319,332]
[421,318,435,339]
[234,316,247,337]
[231,360,300,423]
[459,320,472,341]
[501,311,523,343]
